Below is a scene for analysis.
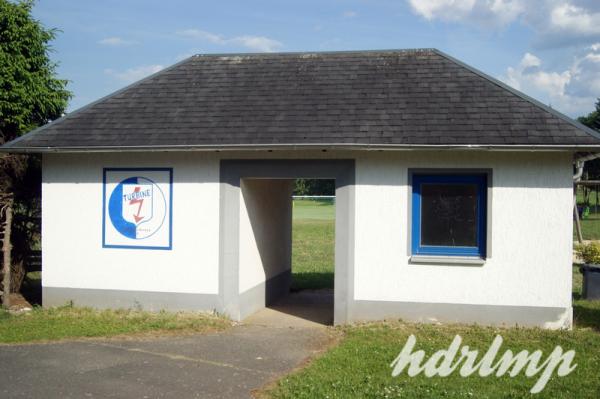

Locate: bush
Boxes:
[576,242,600,264]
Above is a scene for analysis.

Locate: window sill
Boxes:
[409,255,486,266]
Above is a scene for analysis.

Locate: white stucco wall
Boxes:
[238,179,293,294]
[352,151,573,310]
[42,152,221,295]
[41,149,574,322]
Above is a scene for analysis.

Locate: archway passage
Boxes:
[261,184,336,326]
[219,160,355,325]
[238,179,335,326]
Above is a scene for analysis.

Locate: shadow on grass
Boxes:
[291,272,334,291]
[573,300,600,331]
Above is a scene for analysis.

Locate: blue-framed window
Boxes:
[411,173,487,258]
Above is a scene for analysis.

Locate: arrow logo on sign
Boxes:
[129,186,145,223]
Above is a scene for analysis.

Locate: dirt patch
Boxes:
[7,293,33,313]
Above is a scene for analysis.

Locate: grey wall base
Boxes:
[43,286,222,313]
[43,271,291,321]
[349,300,572,329]
[239,269,291,320]
[43,286,571,329]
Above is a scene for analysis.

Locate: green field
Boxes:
[291,199,335,290]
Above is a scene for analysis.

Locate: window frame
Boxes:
[411,173,487,258]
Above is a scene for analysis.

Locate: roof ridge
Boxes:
[190,48,438,58]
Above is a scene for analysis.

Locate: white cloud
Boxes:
[104,64,164,83]
[178,29,223,44]
[98,37,136,46]
[500,48,600,116]
[407,0,523,28]
[409,0,475,21]
[342,10,358,18]
[406,1,600,45]
[230,36,282,52]
[549,3,600,36]
[176,29,283,52]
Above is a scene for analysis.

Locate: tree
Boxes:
[578,99,600,132]
[293,179,335,196]
[0,0,70,307]
[578,100,600,180]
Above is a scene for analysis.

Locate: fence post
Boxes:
[2,200,13,309]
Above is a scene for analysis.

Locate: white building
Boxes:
[3,49,599,329]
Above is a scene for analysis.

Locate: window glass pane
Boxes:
[420,183,478,247]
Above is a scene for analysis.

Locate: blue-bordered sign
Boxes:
[103,168,173,250]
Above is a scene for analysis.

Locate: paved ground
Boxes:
[246,289,333,328]
[0,293,334,399]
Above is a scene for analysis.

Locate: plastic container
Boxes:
[580,265,600,299]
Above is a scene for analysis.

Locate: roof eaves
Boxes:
[3,143,600,154]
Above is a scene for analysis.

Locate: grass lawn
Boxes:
[268,267,600,398]
[277,199,600,398]
[292,198,335,220]
[291,199,335,290]
[575,215,600,240]
[268,322,600,398]
[0,305,230,344]
[574,186,600,240]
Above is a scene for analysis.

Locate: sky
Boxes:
[32,0,600,118]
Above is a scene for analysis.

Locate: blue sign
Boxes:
[103,168,172,250]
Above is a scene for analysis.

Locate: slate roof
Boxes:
[4,49,600,152]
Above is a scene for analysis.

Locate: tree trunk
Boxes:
[2,201,13,308]
[11,260,25,293]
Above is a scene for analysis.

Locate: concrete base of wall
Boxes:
[350,300,573,330]
[43,270,292,319]
[43,285,572,330]
[42,286,222,312]
[239,269,291,320]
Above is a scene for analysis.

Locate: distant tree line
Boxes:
[293,179,335,195]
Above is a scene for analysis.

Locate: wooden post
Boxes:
[2,200,13,309]
[594,186,598,214]
[575,189,584,244]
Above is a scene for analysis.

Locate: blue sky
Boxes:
[33,0,600,117]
